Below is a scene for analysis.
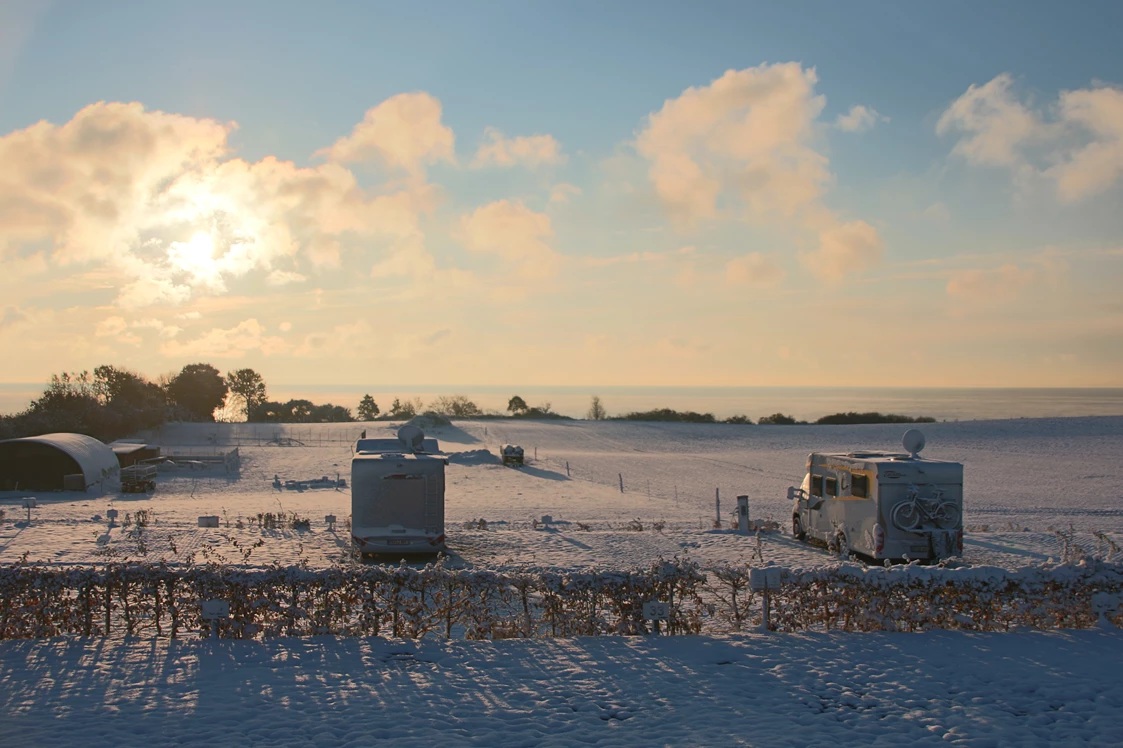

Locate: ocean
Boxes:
[3,382,1122,422]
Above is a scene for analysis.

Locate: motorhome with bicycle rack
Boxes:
[789,430,963,562]
[351,425,447,555]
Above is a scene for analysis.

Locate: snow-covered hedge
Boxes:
[0,559,706,640]
[1,559,1120,640]
[756,561,1123,632]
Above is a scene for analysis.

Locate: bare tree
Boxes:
[587,396,607,420]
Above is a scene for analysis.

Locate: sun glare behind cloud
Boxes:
[168,231,220,286]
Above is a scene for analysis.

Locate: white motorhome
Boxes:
[789,430,963,562]
[351,426,447,555]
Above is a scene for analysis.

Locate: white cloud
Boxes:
[635,63,829,227]
[160,318,287,358]
[318,92,455,174]
[1048,86,1123,201]
[806,220,884,280]
[131,318,182,339]
[473,128,565,168]
[0,305,28,329]
[656,337,712,356]
[946,263,1038,301]
[633,64,883,279]
[549,183,582,203]
[937,74,1043,167]
[0,100,440,310]
[939,74,1123,201]
[95,316,128,337]
[920,202,951,222]
[835,105,887,133]
[585,245,696,268]
[457,200,560,280]
[265,269,307,286]
[725,252,786,287]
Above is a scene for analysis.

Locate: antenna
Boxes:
[902,429,926,458]
[397,424,425,453]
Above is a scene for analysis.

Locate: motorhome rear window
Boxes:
[810,475,823,497]
[851,473,869,498]
[825,477,838,496]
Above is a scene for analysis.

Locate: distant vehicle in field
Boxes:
[351,425,447,555]
[789,430,963,563]
[501,444,525,466]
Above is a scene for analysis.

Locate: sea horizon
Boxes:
[4,382,1122,423]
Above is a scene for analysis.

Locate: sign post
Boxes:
[201,599,230,639]
[22,498,37,523]
[737,495,749,533]
[643,601,670,635]
[750,567,783,632]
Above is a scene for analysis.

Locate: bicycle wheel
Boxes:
[892,501,921,531]
[934,503,961,530]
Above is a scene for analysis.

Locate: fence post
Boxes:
[715,488,721,528]
[566,461,570,477]
[619,474,624,493]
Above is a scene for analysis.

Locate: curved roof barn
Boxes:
[0,433,119,492]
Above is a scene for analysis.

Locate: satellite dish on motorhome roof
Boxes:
[902,429,926,458]
[397,424,425,452]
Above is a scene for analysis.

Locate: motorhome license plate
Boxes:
[910,545,928,553]
[387,539,409,545]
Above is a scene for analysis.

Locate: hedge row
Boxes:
[1,558,1120,640]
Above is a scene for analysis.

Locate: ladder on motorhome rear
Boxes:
[424,475,440,534]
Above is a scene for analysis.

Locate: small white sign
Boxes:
[22,498,37,509]
[197,515,220,528]
[643,601,670,621]
[325,514,337,525]
[200,600,230,620]
[750,567,783,591]
[106,509,119,520]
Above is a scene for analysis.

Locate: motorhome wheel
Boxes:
[792,515,806,541]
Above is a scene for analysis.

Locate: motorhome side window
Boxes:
[851,473,869,498]
[825,477,838,497]
[811,475,823,497]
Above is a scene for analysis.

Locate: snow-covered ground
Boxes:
[1,416,1121,569]
[3,631,1122,746]
[3,417,1123,745]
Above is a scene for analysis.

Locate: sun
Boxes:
[168,231,219,284]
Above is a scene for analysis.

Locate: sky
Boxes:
[2,0,1122,393]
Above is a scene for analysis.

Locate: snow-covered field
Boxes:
[3,631,1122,746]
[3,417,1123,745]
[2,416,1121,569]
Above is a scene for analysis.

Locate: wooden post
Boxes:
[619,474,624,493]
[715,488,721,528]
[565,461,570,477]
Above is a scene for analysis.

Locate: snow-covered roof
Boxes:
[816,451,960,465]
[0,432,120,489]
